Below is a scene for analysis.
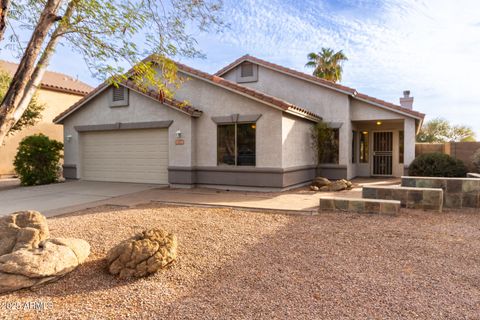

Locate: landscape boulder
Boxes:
[0,211,90,294]
[0,210,49,256]
[311,177,331,188]
[106,228,177,279]
[318,179,354,192]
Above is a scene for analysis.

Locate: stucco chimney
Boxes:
[399,90,414,109]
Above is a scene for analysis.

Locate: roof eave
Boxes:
[353,96,425,121]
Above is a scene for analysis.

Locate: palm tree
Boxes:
[305,48,348,83]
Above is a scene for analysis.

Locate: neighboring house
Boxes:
[0,61,93,177]
[53,55,425,190]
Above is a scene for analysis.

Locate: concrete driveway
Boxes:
[0,180,163,216]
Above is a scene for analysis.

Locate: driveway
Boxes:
[0,180,163,216]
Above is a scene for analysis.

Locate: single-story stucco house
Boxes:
[53,55,425,190]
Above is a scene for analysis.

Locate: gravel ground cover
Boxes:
[1,204,480,319]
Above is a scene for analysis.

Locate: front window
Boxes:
[217,123,256,166]
[320,128,339,164]
[360,131,369,163]
[352,131,357,163]
[399,130,404,164]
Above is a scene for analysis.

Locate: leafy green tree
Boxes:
[0,0,224,145]
[416,118,476,143]
[305,48,348,83]
[0,70,44,136]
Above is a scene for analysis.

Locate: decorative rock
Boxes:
[0,211,90,294]
[310,185,320,191]
[0,238,90,294]
[106,228,177,279]
[330,180,348,191]
[0,210,50,256]
[311,177,331,188]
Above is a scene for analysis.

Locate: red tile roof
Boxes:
[55,58,322,123]
[173,61,322,121]
[215,54,425,120]
[53,80,202,123]
[0,60,93,95]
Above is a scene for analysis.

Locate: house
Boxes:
[53,55,425,190]
[0,61,93,176]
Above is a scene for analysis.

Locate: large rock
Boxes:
[319,179,354,192]
[0,211,49,256]
[311,177,331,188]
[0,211,90,294]
[107,228,177,279]
[0,238,90,293]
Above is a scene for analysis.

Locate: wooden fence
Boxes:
[416,142,480,171]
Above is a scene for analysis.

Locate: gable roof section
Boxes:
[0,60,93,95]
[215,54,425,120]
[173,61,322,122]
[55,58,322,124]
[53,80,203,123]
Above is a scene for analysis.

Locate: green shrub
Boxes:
[473,148,480,173]
[14,134,63,186]
[409,153,467,177]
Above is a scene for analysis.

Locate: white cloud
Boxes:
[191,0,480,136]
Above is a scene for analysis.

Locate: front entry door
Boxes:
[372,132,393,176]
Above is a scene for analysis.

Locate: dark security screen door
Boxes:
[373,132,393,176]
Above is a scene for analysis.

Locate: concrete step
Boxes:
[362,185,443,212]
[319,196,400,215]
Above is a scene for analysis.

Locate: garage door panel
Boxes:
[81,129,169,184]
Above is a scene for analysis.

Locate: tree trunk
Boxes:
[0,0,63,145]
[15,0,77,123]
[0,0,10,42]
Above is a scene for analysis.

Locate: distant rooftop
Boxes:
[0,60,93,96]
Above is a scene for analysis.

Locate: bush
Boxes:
[14,134,63,186]
[409,153,467,177]
[473,149,480,173]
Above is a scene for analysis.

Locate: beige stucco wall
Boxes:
[350,98,418,176]
[223,64,352,170]
[62,71,292,182]
[281,114,316,168]
[0,89,83,175]
[173,72,284,168]
[62,86,194,179]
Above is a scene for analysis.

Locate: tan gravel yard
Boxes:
[1,204,480,319]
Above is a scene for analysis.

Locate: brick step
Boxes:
[362,186,443,212]
[319,197,400,215]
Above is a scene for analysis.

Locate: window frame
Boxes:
[110,86,129,107]
[352,130,357,163]
[217,122,257,166]
[399,130,404,164]
[359,131,369,163]
[236,62,258,83]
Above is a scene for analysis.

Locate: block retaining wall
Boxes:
[401,176,480,209]
[362,186,443,212]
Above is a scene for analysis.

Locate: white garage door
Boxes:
[81,129,168,184]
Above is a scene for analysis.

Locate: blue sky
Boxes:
[2,0,480,136]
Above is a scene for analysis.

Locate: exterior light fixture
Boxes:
[175,130,182,138]
[376,121,382,126]
[66,134,72,142]
[251,124,256,129]
[362,131,368,135]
